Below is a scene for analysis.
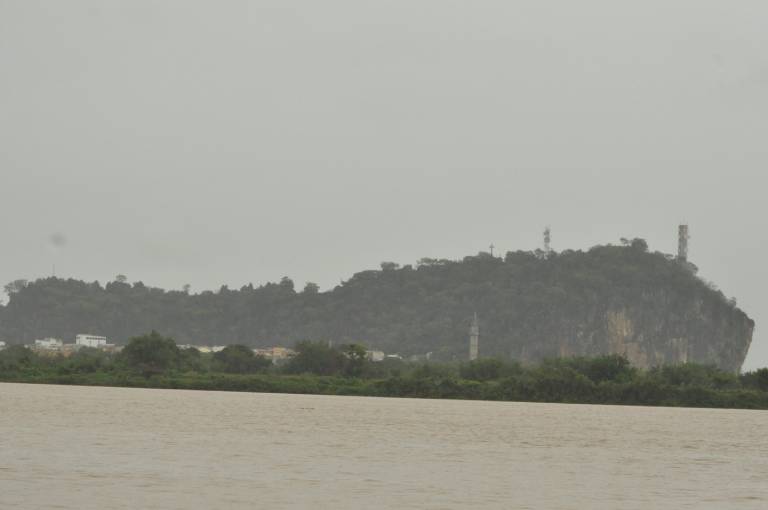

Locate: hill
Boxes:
[0,242,754,371]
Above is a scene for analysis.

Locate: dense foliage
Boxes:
[0,244,752,364]
[1,334,767,410]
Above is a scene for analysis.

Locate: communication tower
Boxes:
[678,225,690,261]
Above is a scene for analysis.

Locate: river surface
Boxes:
[1,383,767,509]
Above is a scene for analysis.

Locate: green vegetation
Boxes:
[213,344,272,374]
[0,243,753,372]
[120,331,182,377]
[1,333,767,410]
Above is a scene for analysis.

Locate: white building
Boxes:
[0,341,6,350]
[75,334,108,348]
[196,345,228,353]
[366,350,386,362]
[252,347,296,363]
[34,338,63,349]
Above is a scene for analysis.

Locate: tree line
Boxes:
[1,331,767,409]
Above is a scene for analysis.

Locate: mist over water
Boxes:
[2,383,767,509]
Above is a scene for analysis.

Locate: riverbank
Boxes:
[3,334,767,409]
[3,370,768,409]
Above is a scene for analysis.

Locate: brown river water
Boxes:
[1,383,766,509]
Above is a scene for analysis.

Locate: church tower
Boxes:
[469,313,479,361]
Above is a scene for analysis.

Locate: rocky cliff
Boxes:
[518,296,753,373]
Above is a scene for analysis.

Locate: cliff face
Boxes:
[0,245,755,371]
[601,303,752,372]
[529,299,753,373]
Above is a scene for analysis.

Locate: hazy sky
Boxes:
[1,1,766,368]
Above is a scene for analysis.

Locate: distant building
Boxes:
[252,346,296,363]
[34,338,63,350]
[271,347,295,360]
[75,334,108,348]
[0,341,6,350]
[185,345,227,353]
[408,352,433,362]
[366,350,386,362]
[58,344,79,357]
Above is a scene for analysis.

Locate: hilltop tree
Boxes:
[280,277,295,292]
[380,262,400,271]
[4,279,28,295]
[303,282,320,295]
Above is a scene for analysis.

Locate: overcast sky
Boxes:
[1,1,766,368]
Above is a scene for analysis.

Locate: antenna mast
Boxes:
[678,225,690,261]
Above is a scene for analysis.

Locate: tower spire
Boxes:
[469,313,479,361]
